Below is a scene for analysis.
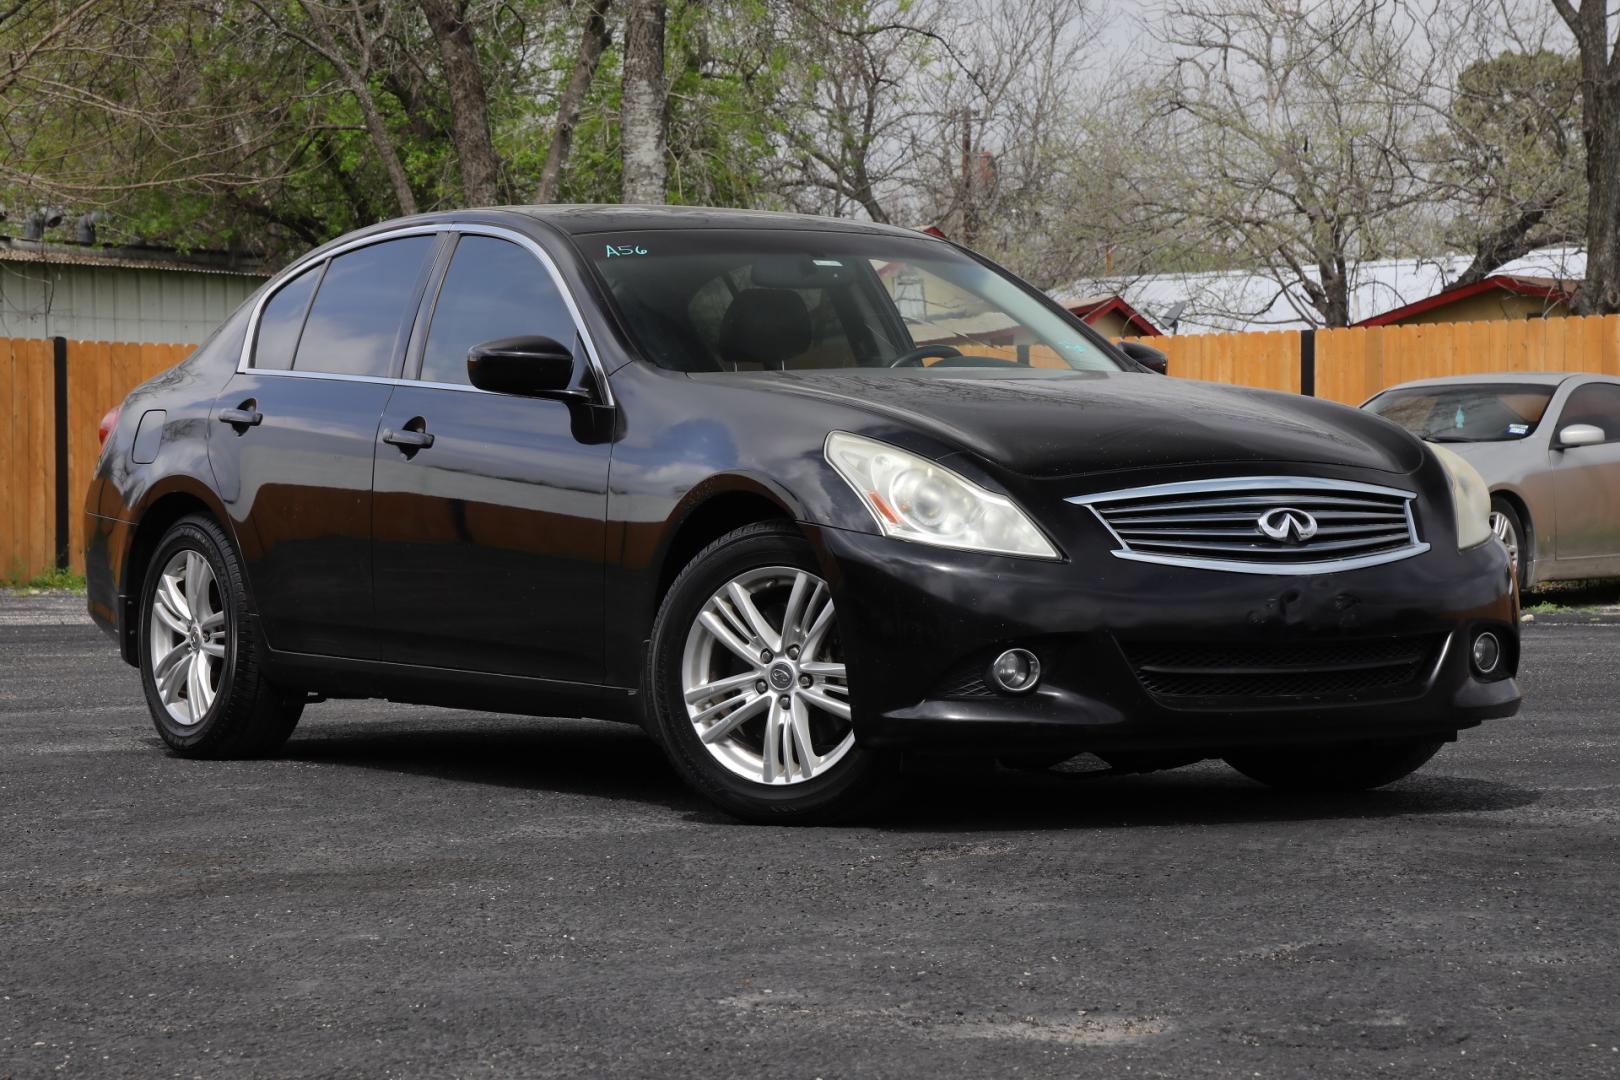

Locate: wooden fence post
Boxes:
[52,336,70,572]
[1299,329,1316,397]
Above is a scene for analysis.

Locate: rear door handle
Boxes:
[382,422,435,452]
[218,403,262,429]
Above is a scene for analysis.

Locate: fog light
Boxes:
[1471,631,1501,676]
[988,649,1041,695]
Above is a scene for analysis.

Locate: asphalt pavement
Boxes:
[2,593,1617,1079]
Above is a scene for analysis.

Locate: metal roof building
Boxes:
[1055,247,1588,335]
[0,239,268,344]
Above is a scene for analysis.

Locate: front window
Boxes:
[583,229,1121,374]
[1365,383,1555,442]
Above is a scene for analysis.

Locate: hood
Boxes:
[708,368,1426,479]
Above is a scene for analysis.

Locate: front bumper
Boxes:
[812,525,1520,754]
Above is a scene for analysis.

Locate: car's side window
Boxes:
[252,263,322,370]
[292,236,436,378]
[1559,384,1620,443]
[419,235,577,386]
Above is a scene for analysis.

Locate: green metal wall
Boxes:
[0,260,265,345]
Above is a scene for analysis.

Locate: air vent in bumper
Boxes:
[1121,634,1447,704]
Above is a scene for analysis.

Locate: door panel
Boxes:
[370,233,610,681]
[206,233,436,658]
[371,385,610,679]
[1551,383,1620,565]
[209,372,393,657]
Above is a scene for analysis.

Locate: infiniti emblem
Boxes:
[1257,507,1319,543]
[768,664,795,690]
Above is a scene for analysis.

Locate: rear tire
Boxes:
[1224,737,1446,791]
[138,514,303,758]
[647,521,896,824]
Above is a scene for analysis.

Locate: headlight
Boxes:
[1430,443,1491,549]
[824,431,1060,559]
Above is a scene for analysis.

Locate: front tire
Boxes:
[1224,737,1446,791]
[646,522,895,824]
[1489,498,1529,592]
[138,514,303,757]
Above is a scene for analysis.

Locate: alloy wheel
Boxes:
[680,566,855,785]
[148,549,228,727]
[1489,510,1519,582]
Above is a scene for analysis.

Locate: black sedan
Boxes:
[86,207,1520,822]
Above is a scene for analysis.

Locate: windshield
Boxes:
[583,229,1122,374]
[1364,383,1555,442]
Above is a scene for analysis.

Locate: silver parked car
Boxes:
[1362,372,1620,589]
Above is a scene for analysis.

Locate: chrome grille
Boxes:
[1067,476,1428,574]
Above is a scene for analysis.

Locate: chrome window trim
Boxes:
[235,221,614,406]
[1066,474,1430,576]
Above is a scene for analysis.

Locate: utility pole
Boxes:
[960,107,976,247]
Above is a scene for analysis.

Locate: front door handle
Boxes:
[383,419,435,453]
[218,402,262,430]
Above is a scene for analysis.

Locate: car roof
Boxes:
[488,204,931,239]
[1376,371,1610,392]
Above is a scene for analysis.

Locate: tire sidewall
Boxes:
[647,524,889,822]
[138,518,241,750]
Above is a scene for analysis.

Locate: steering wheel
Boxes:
[889,344,963,368]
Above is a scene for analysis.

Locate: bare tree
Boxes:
[1551,0,1620,313]
[900,0,1097,284]
[535,0,612,202]
[1441,47,1584,285]
[764,0,947,224]
[621,0,666,202]
[1118,0,1448,328]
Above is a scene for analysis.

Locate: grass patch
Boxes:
[1522,578,1620,611]
[2,567,87,592]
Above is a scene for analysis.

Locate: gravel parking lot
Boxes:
[3,593,1618,1079]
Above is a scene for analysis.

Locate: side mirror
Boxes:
[467,336,587,400]
[1555,423,1606,449]
[1117,340,1169,375]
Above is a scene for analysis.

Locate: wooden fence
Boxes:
[1123,314,1620,404]
[1,337,191,581]
[5,314,1620,582]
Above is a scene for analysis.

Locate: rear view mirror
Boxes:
[1117,340,1169,375]
[749,254,855,289]
[1556,423,1606,449]
[467,336,586,400]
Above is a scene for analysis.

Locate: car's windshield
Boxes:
[1364,383,1555,442]
[584,229,1122,374]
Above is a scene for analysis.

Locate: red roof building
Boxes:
[1354,274,1577,328]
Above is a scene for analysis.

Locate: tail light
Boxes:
[98,404,122,447]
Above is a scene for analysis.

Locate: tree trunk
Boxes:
[535,0,611,203]
[1556,0,1620,314]
[621,0,666,204]
[417,0,502,206]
